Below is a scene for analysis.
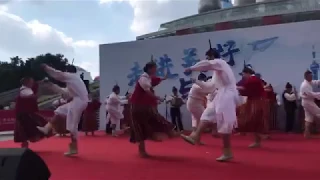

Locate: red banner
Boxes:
[0,110,54,132]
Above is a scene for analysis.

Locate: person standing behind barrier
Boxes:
[282,82,297,133]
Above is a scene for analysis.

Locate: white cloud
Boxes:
[0,5,8,11]
[100,0,197,36]
[73,40,98,48]
[0,8,98,77]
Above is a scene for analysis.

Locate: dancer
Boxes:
[14,77,53,148]
[129,60,175,158]
[181,59,239,162]
[300,70,320,138]
[237,67,268,148]
[106,85,128,137]
[82,95,101,136]
[37,64,88,156]
[187,73,211,134]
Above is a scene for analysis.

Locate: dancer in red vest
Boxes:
[14,77,53,148]
[237,67,268,148]
[129,61,175,158]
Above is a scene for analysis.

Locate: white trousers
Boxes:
[200,90,238,134]
[187,98,205,128]
[65,97,88,139]
[54,103,69,116]
[302,100,320,123]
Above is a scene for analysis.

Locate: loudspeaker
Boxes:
[0,148,51,180]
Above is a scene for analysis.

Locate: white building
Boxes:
[75,66,93,82]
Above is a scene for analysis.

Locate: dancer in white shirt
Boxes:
[181,59,240,162]
[299,70,320,138]
[37,64,89,156]
[105,85,128,137]
[187,74,210,131]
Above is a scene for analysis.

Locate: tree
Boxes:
[0,53,70,93]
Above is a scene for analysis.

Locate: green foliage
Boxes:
[0,53,69,93]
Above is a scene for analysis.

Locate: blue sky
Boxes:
[0,0,200,77]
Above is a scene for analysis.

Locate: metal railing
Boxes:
[0,88,19,105]
[137,0,320,40]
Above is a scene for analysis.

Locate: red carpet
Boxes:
[0,132,319,180]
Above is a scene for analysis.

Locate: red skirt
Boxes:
[82,111,99,132]
[121,105,130,128]
[237,98,269,133]
[129,104,174,143]
[14,112,54,143]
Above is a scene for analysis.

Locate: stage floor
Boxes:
[0,132,319,180]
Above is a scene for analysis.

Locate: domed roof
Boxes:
[198,0,221,14]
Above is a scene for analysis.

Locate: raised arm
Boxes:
[311,80,320,86]
[42,65,71,82]
[189,60,217,72]
[189,59,223,71]
[304,91,320,100]
[151,76,162,87]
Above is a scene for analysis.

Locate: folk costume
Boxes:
[14,79,53,148]
[37,65,88,156]
[181,58,240,162]
[237,68,268,148]
[82,98,101,135]
[129,60,174,157]
[106,86,128,136]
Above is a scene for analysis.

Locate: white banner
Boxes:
[99,20,320,130]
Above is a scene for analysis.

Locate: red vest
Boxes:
[15,85,39,113]
[130,75,161,107]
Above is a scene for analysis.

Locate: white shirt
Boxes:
[45,66,89,102]
[138,72,152,91]
[284,92,296,102]
[105,92,128,113]
[20,86,33,97]
[188,84,210,101]
[299,80,320,101]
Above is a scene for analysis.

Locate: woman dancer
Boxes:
[106,85,128,137]
[129,61,175,158]
[14,77,53,147]
[82,95,101,136]
[181,59,239,162]
[237,67,268,148]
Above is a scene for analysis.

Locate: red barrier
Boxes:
[0,110,54,132]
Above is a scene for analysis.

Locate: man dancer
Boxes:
[106,85,128,137]
[300,70,320,138]
[37,64,88,156]
[181,59,239,162]
[187,74,210,133]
